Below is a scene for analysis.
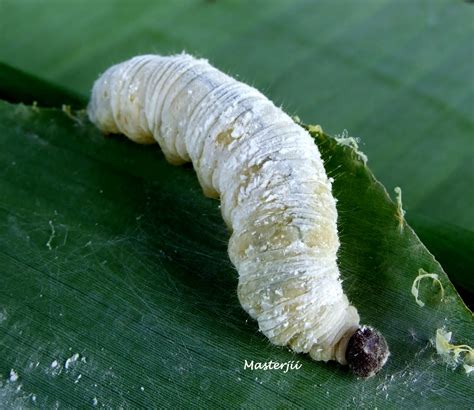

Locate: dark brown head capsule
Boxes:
[346,326,390,378]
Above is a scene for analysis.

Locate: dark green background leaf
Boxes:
[410,214,474,304]
[0,62,85,109]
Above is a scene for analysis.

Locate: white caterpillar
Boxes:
[88,54,389,377]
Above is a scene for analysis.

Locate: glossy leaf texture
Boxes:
[0,100,472,407]
[0,0,473,406]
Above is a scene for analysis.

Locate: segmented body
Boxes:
[88,54,360,364]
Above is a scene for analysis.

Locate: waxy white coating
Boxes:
[88,54,360,364]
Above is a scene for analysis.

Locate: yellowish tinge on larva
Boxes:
[88,53,389,376]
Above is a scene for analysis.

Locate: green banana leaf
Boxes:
[0,97,472,407]
[0,0,473,407]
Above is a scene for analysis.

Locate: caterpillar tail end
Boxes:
[345,326,390,378]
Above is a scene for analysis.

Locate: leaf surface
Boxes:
[0,100,472,407]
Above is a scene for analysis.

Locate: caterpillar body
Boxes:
[88,54,389,377]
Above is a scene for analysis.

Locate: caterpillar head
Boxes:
[346,326,390,378]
